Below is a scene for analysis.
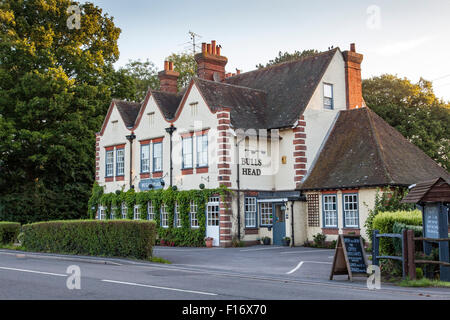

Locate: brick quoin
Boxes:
[293,116,307,185]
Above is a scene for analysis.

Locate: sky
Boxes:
[87,0,450,101]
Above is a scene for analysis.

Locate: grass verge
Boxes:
[399,278,450,288]
[149,256,172,264]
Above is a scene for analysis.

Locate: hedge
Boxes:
[0,222,21,244]
[372,210,422,255]
[21,220,156,259]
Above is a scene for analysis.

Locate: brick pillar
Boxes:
[293,115,307,184]
[217,108,232,188]
[95,133,100,182]
[219,194,233,247]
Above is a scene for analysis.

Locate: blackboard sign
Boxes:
[330,235,369,281]
[424,205,440,239]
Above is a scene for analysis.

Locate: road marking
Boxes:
[153,248,224,252]
[302,261,332,265]
[0,266,66,277]
[286,261,304,274]
[239,247,283,252]
[280,249,334,255]
[101,279,217,296]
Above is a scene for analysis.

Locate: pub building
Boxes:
[95,41,450,247]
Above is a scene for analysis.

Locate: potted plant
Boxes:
[205,237,214,248]
[262,236,271,245]
[282,237,291,246]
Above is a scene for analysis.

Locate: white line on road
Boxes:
[0,266,67,277]
[101,279,218,296]
[302,261,332,265]
[239,247,283,252]
[280,250,334,255]
[286,261,304,274]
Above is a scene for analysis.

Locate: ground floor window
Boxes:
[99,207,106,220]
[245,197,257,228]
[260,202,273,226]
[323,195,337,227]
[134,205,140,220]
[343,194,359,227]
[121,202,127,219]
[161,204,168,228]
[174,202,181,228]
[110,207,116,220]
[147,201,154,221]
[190,201,198,228]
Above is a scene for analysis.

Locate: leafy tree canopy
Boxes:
[119,59,159,102]
[256,49,319,69]
[363,74,450,171]
[166,52,197,90]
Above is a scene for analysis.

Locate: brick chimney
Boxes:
[343,43,364,109]
[194,40,228,81]
[158,61,179,93]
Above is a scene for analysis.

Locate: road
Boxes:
[0,247,449,300]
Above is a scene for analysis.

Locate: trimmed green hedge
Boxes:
[0,222,21,244]
[373,210,422,255]
[21,220,156,259]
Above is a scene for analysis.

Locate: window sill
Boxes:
[181,168,194,175]
[115,176,125,181]
[105,177,114,182]
[140,173,151,179]
[196,167,209,174]
[322,228,339,235]
[153,171,163,178]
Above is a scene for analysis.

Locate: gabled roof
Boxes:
[194,78,268,129]
[401,177,450,203]
[224,48,339,128]
[113,100,141,128]
[299,107,450,191]
[151,90,185,120]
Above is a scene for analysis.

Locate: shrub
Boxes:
[21,220,156,259]
[416,268,424,280]
[372,210,422,256]
[313,233,327,247]
[0,222,21,244]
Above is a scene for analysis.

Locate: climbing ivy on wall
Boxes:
[88,184,230,247]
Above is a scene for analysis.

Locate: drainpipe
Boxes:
[235,136,245,240]
[126,132,136,189]
[165,124,177,187]
[290,201,295,247]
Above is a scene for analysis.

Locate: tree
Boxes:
[363,74,450,171]
[119,59,159,101]
[166,52,197,90]
[256,49,319,69]
[0,0,125,223]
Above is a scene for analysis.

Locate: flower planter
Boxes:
[205,239,213,248]
[262,238,271,245]
[282,238,291,246]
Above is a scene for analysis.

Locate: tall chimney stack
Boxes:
[194,40,228,81]
[158,60,179,93]
[343,43,364,109]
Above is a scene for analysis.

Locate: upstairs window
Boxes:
[105,150,114,177]
[197,134,208,167]
[153,142,163,172]
[182,136,193,169]
[324,83,333,109]
[116,148,125,176]
[141,144,150,173]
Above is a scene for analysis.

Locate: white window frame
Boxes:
[182,136,193,169]
[110,207,116,220]
[190,200,198,228]
[134,205,140,220]
[207,197,220,227]
[105,150,114,177]
[141,144,150,173]
[116,148,125,176]
[343,194,359,228]
[323,194,338,227]
[121,202,127,219]
[160,204,168,228]
[324,83,334,109]
[196,134,208,168]
[260,202,273,226]
[99,206,106,220]
[174,202,181,228]
[153,142,163,172]
[244,197,257,228]
[147,201,154,221]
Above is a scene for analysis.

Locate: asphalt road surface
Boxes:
[0,247,449,300]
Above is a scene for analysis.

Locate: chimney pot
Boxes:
[168,61,174,71]
[236,69,241,75]
[207,43,212,54]
[216,46,221,56]
[211,40,216,54]
[350,43,356,52]
[201,42,206,53]
[164,61,169,71]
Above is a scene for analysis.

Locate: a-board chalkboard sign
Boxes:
[330,234,369,281]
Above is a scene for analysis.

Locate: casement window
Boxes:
[323,195,338,227]
[197,134,208,167]
[105,150,114,177]
[260,202,273,226]
[99,207,106,220]
[244,197,257,228]
[147,201,154,221]
[153,142,162,172]
[116,148,125,176]
[141,144,150,173]
[134,205,140,220]
[110,207,116,220]
[343,194,359,228]
[190,200,198,228]
[207,197,220,227]
[160,204,168,228]
[182,136,193,169]
[121,202,127,219]
[174,202,182,228]
[324,83,334,109]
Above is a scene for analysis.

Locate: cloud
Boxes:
[375,36,436,56]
